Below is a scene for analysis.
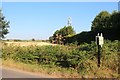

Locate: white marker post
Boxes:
[96,33,104,67]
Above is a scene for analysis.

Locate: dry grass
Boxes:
[2,59,55,78]
[0,42,2,66]
[3,59,117,78]
[2,59,81,78]
[5,41,56,47]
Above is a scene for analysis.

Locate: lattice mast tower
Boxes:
[68,17,72,26]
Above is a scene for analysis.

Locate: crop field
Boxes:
[3,41,56,47]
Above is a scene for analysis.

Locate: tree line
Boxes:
[0,9,119,43]
[50,11,120,45]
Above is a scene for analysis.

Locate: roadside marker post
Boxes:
[96,33,104,67]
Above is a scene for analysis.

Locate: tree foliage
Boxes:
[91,10,120,32]
[110,11,120,30]
[91,11,111,31]
[49,26,75,44]
[65,11,120,44]
[0,10,10,39]
[54,26,75,37]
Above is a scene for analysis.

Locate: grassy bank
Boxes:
[2,40,120,78]
[3,59,81,78]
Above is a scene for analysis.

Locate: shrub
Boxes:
[2,40,119,77]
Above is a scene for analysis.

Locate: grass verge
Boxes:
[2,59,81,78]
[3,59,119,78]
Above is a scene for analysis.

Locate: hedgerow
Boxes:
[2,40,119,77]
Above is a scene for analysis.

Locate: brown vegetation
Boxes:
[5,41,56,47]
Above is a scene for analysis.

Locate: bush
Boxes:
[101,40,119,72]
[2,40,119,77]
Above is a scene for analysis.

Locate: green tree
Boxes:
[65,11,120,44]
[54,26,75,36]
[50,26,75,44]
[32,38,35,41]
[0,10,10,39]
[110,11,120,29]
[91,11,111,31]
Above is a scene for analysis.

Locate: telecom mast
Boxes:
[68,17,72,26]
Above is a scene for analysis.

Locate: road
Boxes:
[1,66,52,78]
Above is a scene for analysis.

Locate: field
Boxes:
[1,40,120,78]
[4,41,56,46]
